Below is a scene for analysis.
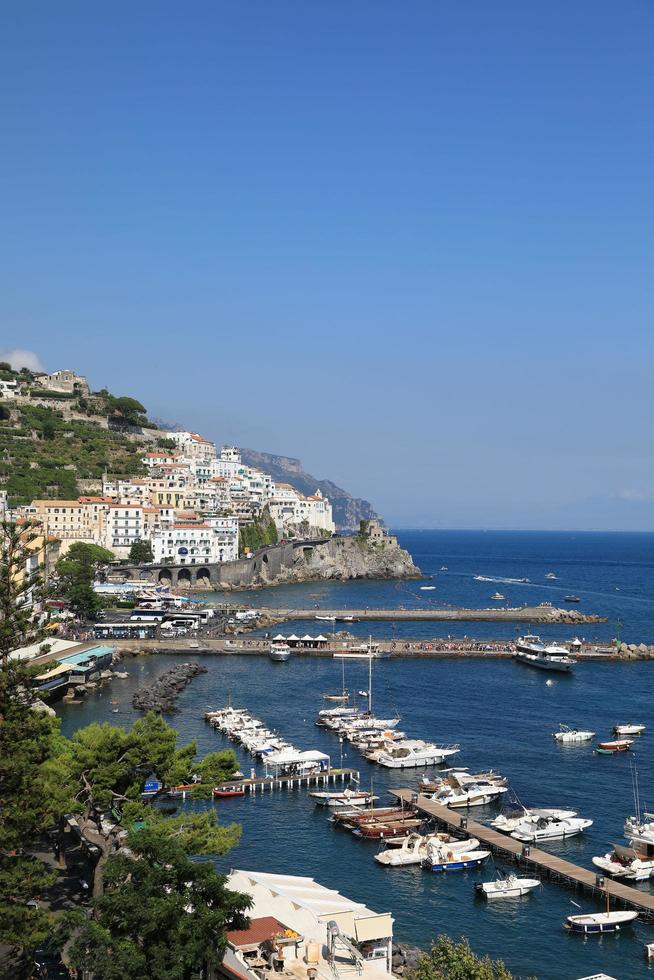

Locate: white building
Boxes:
[0,490,6,517]
[167,431,217,463]
[151,516,238,566]
[35,369,89,395]
[224,870,394,980]
[268,485,334,536]
[0,379,18,397]
[106,505,145,556]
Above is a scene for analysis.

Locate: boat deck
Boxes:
[390,790,654,920]
[212,768,360,794]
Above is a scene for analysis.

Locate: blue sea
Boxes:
[57,531,654,980]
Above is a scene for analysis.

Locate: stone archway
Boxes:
[177,568,192,588]
[158,568,172,586]
[196,566,211,588]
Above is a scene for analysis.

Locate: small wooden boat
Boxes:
[565,910,638,933]
[476,875,540,898]
[354,818,423,839]
[212,786,246,798]
[596,739,633,754]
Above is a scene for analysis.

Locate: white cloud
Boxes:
[617,488,654,503]
[0,348,45,372]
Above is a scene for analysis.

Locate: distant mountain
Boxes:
[241,449,380,531]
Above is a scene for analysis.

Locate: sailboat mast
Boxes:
[368,641,373,715]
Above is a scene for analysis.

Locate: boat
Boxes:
[322,658,349,702]
[475,874,540,898]
[423,841,491,872]
[596,739,633,753]
[592,845,654,881]
[490,592,505,601]
[566,909,638,934]
[420,586,436,591]
[545,572,558,580]
[514,634,575,672]
[440,566,448,571]
[510,813,593,842]
[212,786,246,798]
[269,642,291,662]
[315,615,336,622]
[354,817,424,839]
[564,595,581,603]
[491,807,578,833]
[613,724,646,737]
[431,780,507,809]
[553,724,595,744]
[309,788,376,807]
[375,833,480,867]
[375,739,461,768]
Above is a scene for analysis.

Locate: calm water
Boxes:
[58,532,654,980]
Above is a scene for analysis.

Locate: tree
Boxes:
[55,541,114,619]
[128,539,154,564]
[105,395,148,428]
[408,936,518,980]
[0,519,45,670]
[60,824,250,980]
[48,712,241,898]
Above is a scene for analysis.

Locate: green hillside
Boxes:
[0,364,167,507]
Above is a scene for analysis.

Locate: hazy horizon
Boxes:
[2,2,653,530]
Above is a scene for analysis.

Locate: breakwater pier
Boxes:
[243,604,605,624]
[390,790,654,921]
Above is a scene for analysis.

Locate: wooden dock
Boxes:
[390,790,654,921]
[213,767,359,795]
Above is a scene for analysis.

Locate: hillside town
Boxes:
[7,405,335,564]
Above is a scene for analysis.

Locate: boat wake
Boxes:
[473,575,531,585]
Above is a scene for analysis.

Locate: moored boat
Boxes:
[613,723,646,737]
[510,813,593,842]
[596,738,633,754]
[565,910,638,933]
[375,832,480,866]
[475,875,540,898]
[213,786,246,798]
[592,844,654,881]
[491,806,577,833]
[553,724,595,744]
[424,842,491,872]
[269,642,291,662]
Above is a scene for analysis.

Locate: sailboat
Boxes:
[565,882,638,933]
[322,657,349,702]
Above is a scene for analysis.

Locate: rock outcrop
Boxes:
[132,662,207,713]
[218,535,420,590]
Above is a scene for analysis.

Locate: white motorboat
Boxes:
[423,841,491,872]
[511,813,592,842]
[432,782,507,809]
[566,910,638,934]
[420,586,436,591]
[624,811,654,847]
[490,592,505,601]
[475,874,540,898]
[315,615,336,622]
[592,844,654,881]
[375,739,460,768]
[614,723,646,737]
[310,788,377,807]
[553,724,595,744]
[545,572,557,580]
[491,806,578,833]
[375,832,480,867]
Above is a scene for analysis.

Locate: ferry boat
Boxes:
[269,642,291,662]
[514,635,575,672]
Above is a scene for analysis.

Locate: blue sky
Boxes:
[1,1,653,528]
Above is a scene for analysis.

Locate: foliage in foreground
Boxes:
[60,825,250,980]
[408,936,519,980]
[55,541,115,618]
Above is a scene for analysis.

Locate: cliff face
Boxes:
[240,449,380,531]
[217,535,420,590]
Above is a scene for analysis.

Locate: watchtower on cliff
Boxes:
[360,519,398,547]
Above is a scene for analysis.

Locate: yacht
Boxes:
[269,642,291,663]
[514,634,575,672]
[553,724,595,744]
[510,813,593,842]
[375,739,460,768]
[490,592,505,601]
[491,806,577,834]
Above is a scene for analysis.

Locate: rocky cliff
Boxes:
[240,449,380,531]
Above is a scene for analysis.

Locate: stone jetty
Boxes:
[132,662,208,713]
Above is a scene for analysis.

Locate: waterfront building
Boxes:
[225,870,394,979]
[150,515,238,565]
